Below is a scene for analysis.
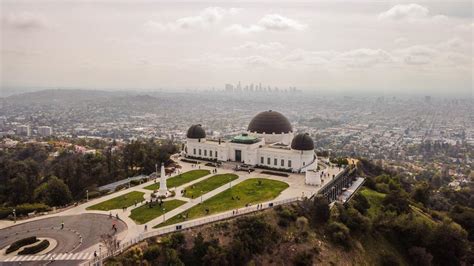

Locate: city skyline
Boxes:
[1,0,473,96]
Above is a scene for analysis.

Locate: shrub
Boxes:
[87,191,102,199]
[260,170,290,177]
[379,252,400,266]
[276,206,297,222]
[143,245,160,262]
[6,236,38,254]
[293,250,313,266]
[352,193,370,215]
[296,216,309,231]
[327,222,350,247]
[18,239,50,255]
[0,208,12,219]
[408,246,433,266]
[14,203,51,217]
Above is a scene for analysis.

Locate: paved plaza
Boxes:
[0,156,347,265]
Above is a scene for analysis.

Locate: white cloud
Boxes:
[233,41,285,51]
[455,22,474,32]
[226,14,307,34]
[225,24,263,34]
[394,37,408,45]
[145,7,239,31]
[335,49,394,67]
[395,45,437,65]
[2,12,47,30]
[378,4,429,20]
[258,14,307,31]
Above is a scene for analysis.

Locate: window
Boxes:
[193,148,196,155]
[261,157,264,164]
[267,157,270,164]
[210,150,213,157]
[274,158,277,165]
[288,160,292,167]
[281,159,284,167]
[204,150,207,156]
[199,149,201,155]
[303,161,305,166]
[215,151,218,157]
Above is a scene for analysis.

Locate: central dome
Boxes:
[248,110,292,134]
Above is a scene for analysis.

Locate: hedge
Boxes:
[18,239,50,255]
[6,236,38,254]
[0,203,51,219]
[261,171,290,177]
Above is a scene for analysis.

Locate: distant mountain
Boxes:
[1,89,138,105]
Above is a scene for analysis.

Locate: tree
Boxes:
[34,177,73,206]
[428,220,468,265]
[143,245,160,262]
[327,221,350,247]
[412,182,430,206]
[293,250,313,266]
[382,189,410,214]
[352,193,370,215]
[408,246,433,266]
[302,196,330,226]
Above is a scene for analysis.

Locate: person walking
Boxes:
[61,221,64,229]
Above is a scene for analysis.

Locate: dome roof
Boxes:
[187,124,206,139]
[291,133,314,151]
[248,110,292,134]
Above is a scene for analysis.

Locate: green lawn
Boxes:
[183,174,239,199]
[86,191,145,211]
[144,170,211,191]
[156,178,289,227]
[129,199,187,224]
[359,188,386,218]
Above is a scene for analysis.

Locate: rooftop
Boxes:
[231,133,261,144]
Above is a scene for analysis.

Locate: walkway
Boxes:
[1,157,349,265]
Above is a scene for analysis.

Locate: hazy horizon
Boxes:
[1,0,473,96]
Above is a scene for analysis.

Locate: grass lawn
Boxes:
[183,174,239,199]
[144,170,210,191]
[155,178,289,227]
[359,188,386,218]
[86,191,145,211]
[129,199,187,224]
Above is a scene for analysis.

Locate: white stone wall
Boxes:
[184,137,316,172]
[256,148,315,172]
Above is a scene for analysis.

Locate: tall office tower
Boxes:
[38,126,53,136]
[16,125,31,136]
[225,84,234,92]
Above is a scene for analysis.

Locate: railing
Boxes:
[84,196,302,266]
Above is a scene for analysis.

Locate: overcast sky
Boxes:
[1,0,473,95]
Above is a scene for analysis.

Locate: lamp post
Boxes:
[162,208,166,223]
[86,190,89,202]
[98,244,102,266]
[128,178,131,189]
[12,208,16,223]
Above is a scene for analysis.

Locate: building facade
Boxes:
[183,110,317,173]
[38,126,53,136]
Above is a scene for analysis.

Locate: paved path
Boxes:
[0,157,346,265]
